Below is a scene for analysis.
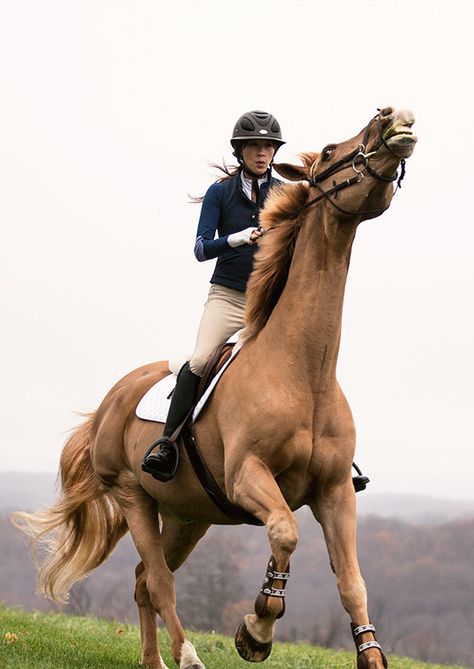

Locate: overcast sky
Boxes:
[1,0,473,501]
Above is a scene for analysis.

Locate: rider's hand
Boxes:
[249,228,263,245]
[228,227,261,248]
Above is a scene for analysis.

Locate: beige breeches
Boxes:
[189,284,246,376]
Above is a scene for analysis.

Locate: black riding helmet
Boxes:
[231,110,285,161]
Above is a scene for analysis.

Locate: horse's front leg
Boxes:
[311,482,388,669]
[230,456,298,662]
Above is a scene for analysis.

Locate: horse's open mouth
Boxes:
[384,126,418,156]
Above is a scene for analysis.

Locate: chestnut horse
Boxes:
[14,106,417,669]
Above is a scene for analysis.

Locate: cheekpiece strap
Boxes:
[352,624,376,638]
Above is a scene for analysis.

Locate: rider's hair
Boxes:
[189,161,241,204]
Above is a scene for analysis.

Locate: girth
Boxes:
[182,428,263,526]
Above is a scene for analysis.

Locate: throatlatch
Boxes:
[254,556,290,619]
[351,623,388,669]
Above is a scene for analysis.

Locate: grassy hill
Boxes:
[0,606,469,669]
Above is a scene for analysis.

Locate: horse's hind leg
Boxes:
[230,458,298,661]
[160,515,210,668]
[112,481,207,669]
[310,483,388,669]
[134,561,168,669]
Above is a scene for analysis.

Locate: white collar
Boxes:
[240,170,268,200]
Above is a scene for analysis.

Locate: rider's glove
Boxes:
[227,227,259,248]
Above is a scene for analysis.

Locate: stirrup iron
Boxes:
[141,438,179,482]
[352,462,370,492]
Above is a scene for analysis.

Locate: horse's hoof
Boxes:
[235,621,273,662]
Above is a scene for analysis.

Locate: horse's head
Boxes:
[274,107,417,222]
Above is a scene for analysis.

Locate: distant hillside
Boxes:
[356,491,474,524]
[3,471,474,523]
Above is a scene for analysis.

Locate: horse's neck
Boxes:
[260,211,357,390]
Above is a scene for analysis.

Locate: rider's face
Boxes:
[241,140,276,176]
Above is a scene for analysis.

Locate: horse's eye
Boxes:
[322,146,336,162]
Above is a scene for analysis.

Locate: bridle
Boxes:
[290,113,407,219]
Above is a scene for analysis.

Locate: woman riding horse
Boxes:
[13,106,417,669]
[141,111,368,490]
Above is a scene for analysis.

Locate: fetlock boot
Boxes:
[141,362,201,482]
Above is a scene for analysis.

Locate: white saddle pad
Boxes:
[136,372,177,423]
[136,342,241,424]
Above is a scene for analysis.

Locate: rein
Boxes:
[290,113,407,219]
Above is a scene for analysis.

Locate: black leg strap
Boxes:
[352,624,376,638]
[358,640,384,653]
[351,622,388,668]
[255,556,290,620]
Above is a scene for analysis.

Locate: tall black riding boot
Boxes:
[141,362,201,482]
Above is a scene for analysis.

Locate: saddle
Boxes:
[197,342,235,402]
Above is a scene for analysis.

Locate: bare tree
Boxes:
[176,531,244,632]
[66,581,92,615]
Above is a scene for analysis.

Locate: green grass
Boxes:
[0,605,468,669]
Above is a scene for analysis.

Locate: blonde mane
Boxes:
[243,179,309,343]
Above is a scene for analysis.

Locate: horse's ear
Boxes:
[273,152,319,182]
[273,162,309,182]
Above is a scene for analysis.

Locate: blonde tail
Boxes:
[12,414,128,603]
